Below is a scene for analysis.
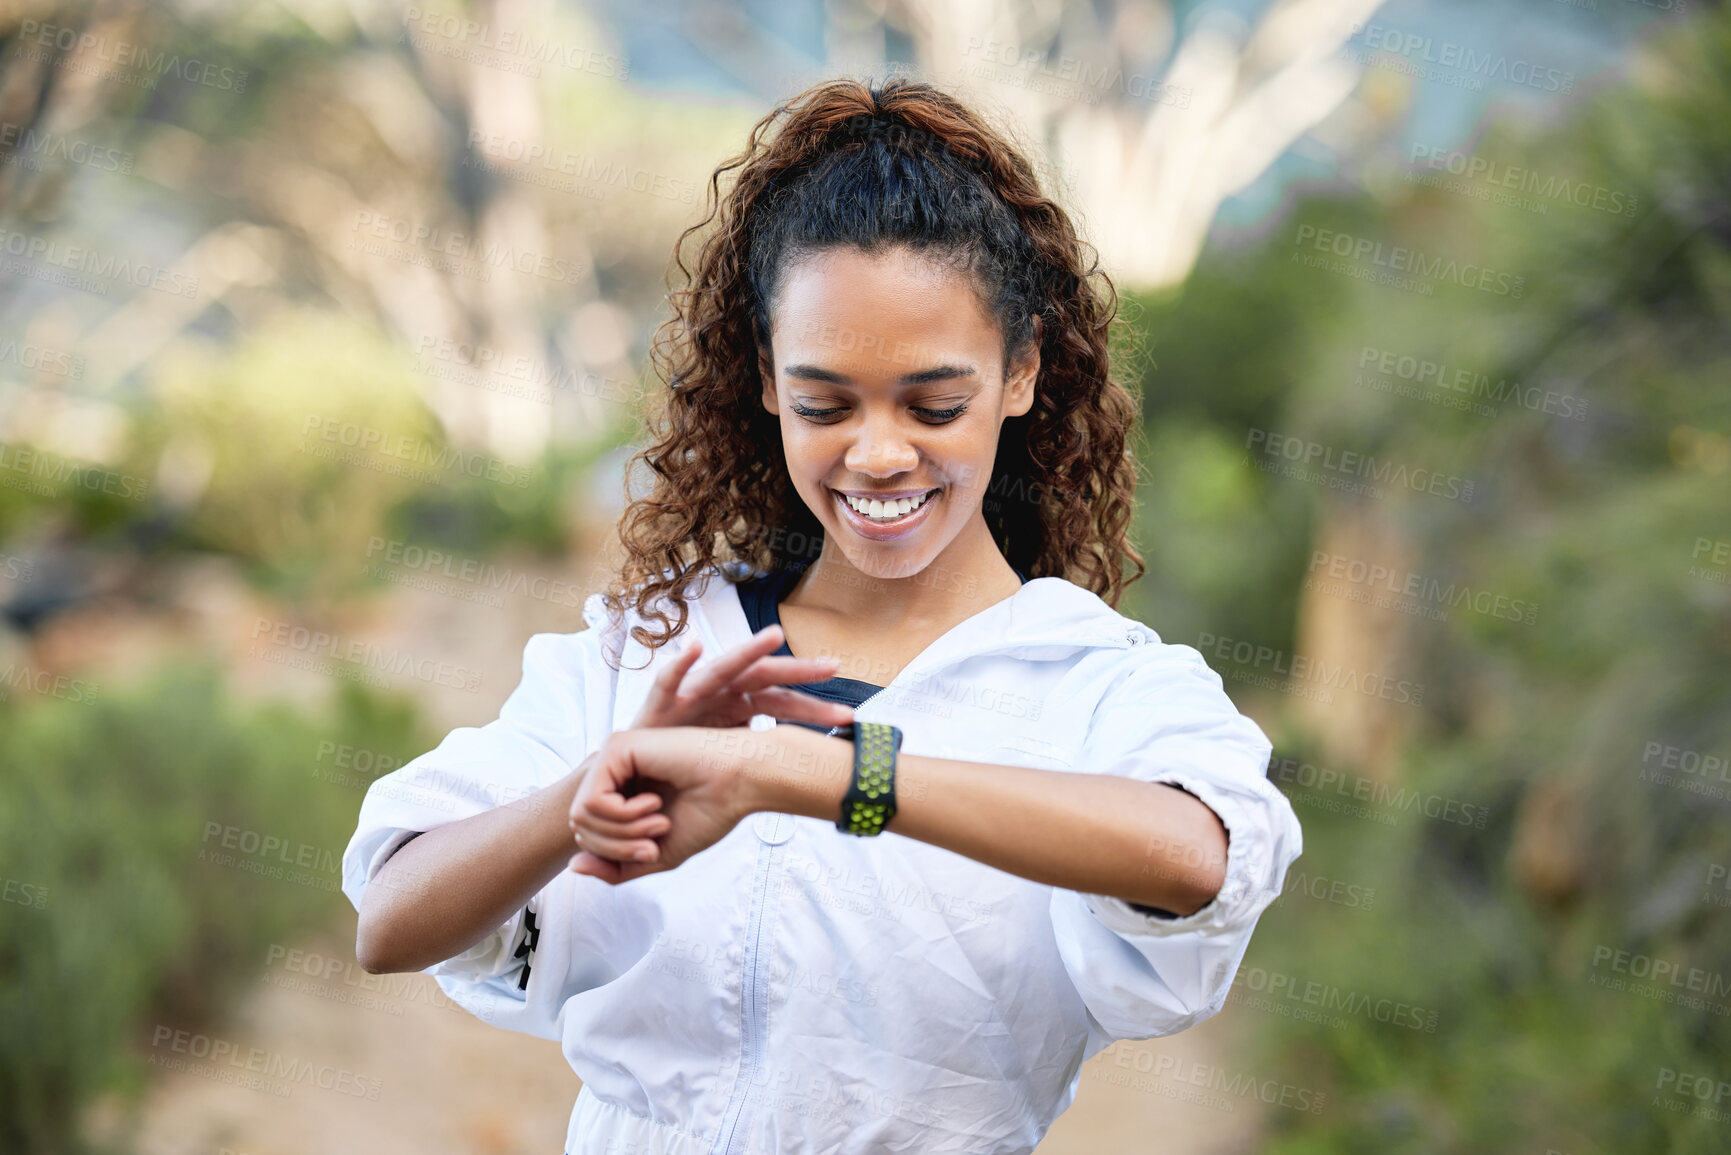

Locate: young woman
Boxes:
[345,76,1303,1154]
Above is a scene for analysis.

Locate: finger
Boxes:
[575,850,663,886]
[680,626,787,698]
[571,850,627,884]
[575,809,671,842]
[745,686,858,726]
[726,656,847,693]
[660,636,705,687]
[587,789,663,822]
[575,827,661,864]
[637,638,706,717]
[573,779,655,826]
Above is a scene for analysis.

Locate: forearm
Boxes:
[732,727,1229,915]
[356,766,584,974]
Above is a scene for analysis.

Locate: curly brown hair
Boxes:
[597,74,1146,669]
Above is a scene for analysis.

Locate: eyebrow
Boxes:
[783,363,978,387]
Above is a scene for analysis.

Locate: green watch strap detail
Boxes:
[835,721,902,836]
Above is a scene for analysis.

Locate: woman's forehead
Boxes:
[770,249,998,361]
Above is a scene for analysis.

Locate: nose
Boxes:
[844,410,919,478]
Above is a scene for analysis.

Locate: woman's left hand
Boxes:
[567,728,752,884]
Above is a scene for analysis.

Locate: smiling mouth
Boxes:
[833,487,941,523]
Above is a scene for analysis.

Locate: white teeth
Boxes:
[843,490,931,521]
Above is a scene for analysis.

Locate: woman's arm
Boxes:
[353,624,847,975]
[355,762,665,974]
[732,727,1230,915]
[563,725,1227,914]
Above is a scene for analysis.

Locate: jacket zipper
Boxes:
[713,689,889,1155]
[713,836,781,1155]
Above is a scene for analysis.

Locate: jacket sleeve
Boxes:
[1049,636,1303,1045]
[339,613,618,1039]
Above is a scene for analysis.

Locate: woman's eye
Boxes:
[789,402,970,423]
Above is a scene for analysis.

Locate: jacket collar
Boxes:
[705,563,1143,673]
[586,564,1147,681]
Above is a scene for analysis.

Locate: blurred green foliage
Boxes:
[0,663,427,1154]
[0,307,628,606]
[1124,11,1731,1154]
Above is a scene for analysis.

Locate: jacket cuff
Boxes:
[1079,774,1259,939]
[430,905,533,983]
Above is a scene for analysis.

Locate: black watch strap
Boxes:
[832,721,902,836]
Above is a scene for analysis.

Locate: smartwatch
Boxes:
[828,721,902,836]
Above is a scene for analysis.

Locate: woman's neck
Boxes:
[784,515,1024,632]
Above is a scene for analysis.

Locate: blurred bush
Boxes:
[0,661,426,1154]
[135,310,438,589]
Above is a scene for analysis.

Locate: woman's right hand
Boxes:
[629,624,856,732]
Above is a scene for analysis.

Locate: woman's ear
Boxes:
[1004,314,1041,419]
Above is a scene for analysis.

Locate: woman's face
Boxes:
[760,244,1038,582]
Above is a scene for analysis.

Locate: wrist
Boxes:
[719,725,853,820]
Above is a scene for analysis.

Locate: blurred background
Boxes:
[1,0,1727,1151]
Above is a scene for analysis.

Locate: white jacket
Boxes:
[341,563,1303,1154]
